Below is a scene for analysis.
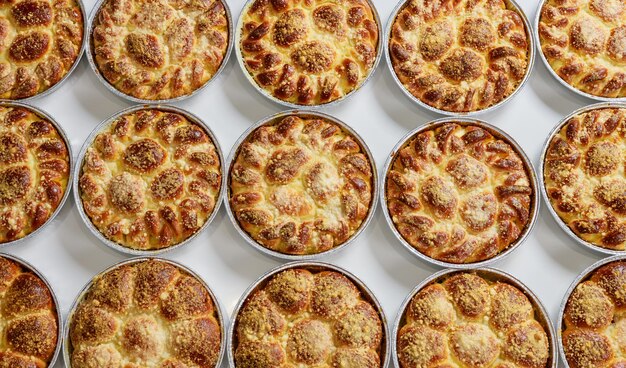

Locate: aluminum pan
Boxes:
[72,104,226,256]
[227,260,390,368]
[224,109,379,261]
[538,102,626,256]
[380,116,540,269]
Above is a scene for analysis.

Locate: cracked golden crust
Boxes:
[0,0,83,99]
[385,122,533,264]
[78,108,221,251]
[69,259,222,368]
[239,0,380,105]
[397,272,550,368]
[0,106,69,243]
[229,114,374,256]
[538,0,626,98]
[562,260,626,368]
[389,0,530,113]
[543,107,626,250]
[0,256,58,368]
[91,0,229,100]
[234,268,383,367]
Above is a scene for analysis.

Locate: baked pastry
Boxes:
[229,114,374,255]
[561,260,626,368]
[91,0,229,100]
[389,0,531,113]
[0,256,59,367]
[238,0,380,105]
[397,271,551,368]
[0,105,70,243]
[385,122,534,264]
[0,0,84,99]
[78,108,222,251]
[68,259,222,368]
[544,107,626,251]
[234,267,384,367]
[538,0,626,98]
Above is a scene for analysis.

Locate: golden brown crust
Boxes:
[234,267,383,367]
[0,0,83,99]
[398,272,550,368]
[91,0,229,100]
[562,260,626,368]
[389,0,530,113]
[0,106,69,243]
[538,0,626,98]
[544,107,626,250]
[0,256,58,368]
[229,114,374,256]
[239,0,380,105]
[385,122,533,264]
[69,259,221,368]
[78,108,222,251]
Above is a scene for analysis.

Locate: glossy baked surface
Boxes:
[78,108,221,251]
[538,0,626,98]
[239,0,379,105]
[0,0,83,99]
[0,105,70,243]
[389,0,530,113]
[69,259,222,368]
[91,0,229,100]
[229,114,374,255]
[562,261,626,368]
[0,256,58,368]
[386,122,533,264]
[544,107,626,251]
[234,268,383,367]
[397,272,551,368]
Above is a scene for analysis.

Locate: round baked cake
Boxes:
[229,113,374,256]
[68,259,222,368]
[233,267,384,367]
[561,260,626,368]
[397,271,552,368]
[238,0,380,106]
[0,105,70,243]
[0,256,59,367]
[544,107,626,251]
[388,0,531,113]
[385,121,534,264]
[90,0,230,101]
[538,0,626,99]
[78,108,222,251]
[0,0,84,99]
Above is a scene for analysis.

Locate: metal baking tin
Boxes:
[539,102,626,256]
[0,252,64,368]
[384,0,535,117]
[72,104,226,256]
[534,0,626,103]
[227,261,390,368]
[224,109,379,261]
[556,255,626,368]
[392,267,558,368]
[62,256,227,368]
[233,0,383,109]
[85,0,234,104]
[0,102,74,249]
[380,116,540,269]
[8,0,88,102]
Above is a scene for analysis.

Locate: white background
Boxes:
[5,0,613,367]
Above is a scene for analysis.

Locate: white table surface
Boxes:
[5,0,612,366]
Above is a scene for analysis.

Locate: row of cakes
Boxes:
[2,250,625,367]
[2,0,624,110]
[2,102,625,265]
